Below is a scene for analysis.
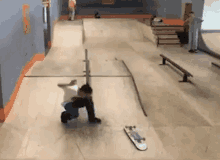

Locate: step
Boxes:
[152,26,184,30]
[152,29,184,33]
[159,39,180,44]
[159,38,180,41]
[157,35,178,39]
[153,31,177,35]
[153,29,178,32]
[153,29,184,32]
[145,19,151,26]
[152,24,183,27]
[158,43,181,46]
[153,27,184,32]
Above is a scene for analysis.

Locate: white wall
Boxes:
[201,0,220,30]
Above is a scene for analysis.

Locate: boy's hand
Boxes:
[71,96,80,101]
[90,117,101,123]
[95,118,101,123]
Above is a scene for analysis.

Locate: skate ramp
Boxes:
[17,18,172,159]
[52,20,83,48]
[26,20,85,77]
[25,47,85,76]
[1,75,172,160]
[198,31,220,57]
[2,18,220,160]
[139,22,157,45]
[83,19,145,43]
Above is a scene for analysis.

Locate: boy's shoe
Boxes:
[89,117,101,124]
[61,111,71,123]
[61,114,68,123]
[61,118,68,123]
[189,49,197,53]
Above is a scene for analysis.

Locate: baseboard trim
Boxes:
[0,54,45,123]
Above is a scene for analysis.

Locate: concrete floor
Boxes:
[0,19,220,160]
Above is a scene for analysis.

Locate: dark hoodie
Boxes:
[70,96,96,122]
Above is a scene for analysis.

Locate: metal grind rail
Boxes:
[84,49,90,85]
[83,49,147,117]
[159,54,193,82]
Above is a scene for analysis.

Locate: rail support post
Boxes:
[180,74,188,82]
[162,58,166,65]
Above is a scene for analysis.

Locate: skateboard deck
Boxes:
[124,126,147,151]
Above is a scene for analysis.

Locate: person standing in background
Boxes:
[68,0,76,21]
[58,80,101,124]
[184,11,203,53]
[184,11,197,52]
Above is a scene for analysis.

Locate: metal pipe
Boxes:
[85,49,90,85]
[85,49,88,61]
[86,61,90,85]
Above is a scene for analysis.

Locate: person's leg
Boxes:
[61,102,70,123]
[69,9,72,20]
[71,8,75,20]
[61,111,71,123]
[188,25,194,52]
[60,97,84,123]
[64,102,79,119]
[61,102,75,123]
[192,27,198,51]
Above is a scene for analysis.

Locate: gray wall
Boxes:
[62,0,184,19]
[144,0,181,18]
[201,0,220,30]
[0,0,60,108]
[62,0,147,15]
[197,0,220,58]
[61,0,205,20]
[144,0,204,19]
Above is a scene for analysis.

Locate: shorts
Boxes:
[62,102,79,118]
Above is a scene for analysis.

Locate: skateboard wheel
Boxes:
[142,138,145,141]
[133,126,136,128]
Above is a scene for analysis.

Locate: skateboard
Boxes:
[124,126,147,151]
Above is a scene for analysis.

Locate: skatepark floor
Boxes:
[0,19,220,160]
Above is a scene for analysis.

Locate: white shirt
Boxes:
[60,85,79,103]
[188,14,195,26]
